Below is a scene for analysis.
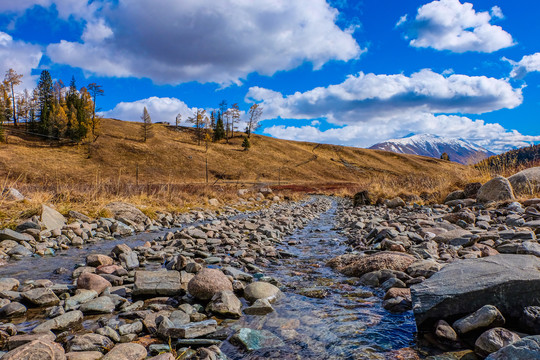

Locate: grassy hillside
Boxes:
[475,144,540,176]
[0,119,482,225]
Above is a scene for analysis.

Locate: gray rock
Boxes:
[0,278,19,292]
[508,167,540,197]
[7,332,56,350]
[102,343,147,360]
[0,302,27,317]
[159,319,217,339]
[32,310,83,333]
[8,245,33,257]
[411,255,540,331]
[67,333,114,353]
[3,188,25,201]
[95,326,120,342]
[477,176,515,203]
[407,260,442,278]
[104,202,148,229]
[521,306,540,333]
[1,339,65,360]
[22,288,60,307]
[0,229,35,243]
[41,205,66,231]
[244,298,274,315]
[486,335,540,359]
[132,271,181,296]
[475,327,521,357]
[206,290,242,318]
[118,321,143,336]
[79,297,115,314]
[244,282,282,304]
[453,305,505,334]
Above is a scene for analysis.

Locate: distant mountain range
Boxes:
[369,134,495,165]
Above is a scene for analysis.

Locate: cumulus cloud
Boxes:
[47,0,363,85]
[264,114,540,154]
[400,0,513,53]
[100,97,197,124]
[505,53,540,79]
[0,32,43,90]
[247,69,522,125]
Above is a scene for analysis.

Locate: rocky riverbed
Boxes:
[0,168,540,359]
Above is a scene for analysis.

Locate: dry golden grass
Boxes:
[0,118,485,227]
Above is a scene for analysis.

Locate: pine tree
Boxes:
[213,112,225,141]
[37,70,53,135]
[241,136,251,151]
[141,106,153,142]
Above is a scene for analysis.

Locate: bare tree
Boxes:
[229,103,240,139]
[141,106,153,142]
[246,103,263,138]
[4,69,23,126]
[175,113,182,129]
[87,83,104,136]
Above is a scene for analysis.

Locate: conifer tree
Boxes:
[241,136,251,151]
[213,112,225,141]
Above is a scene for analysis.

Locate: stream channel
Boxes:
[0,198,418,359]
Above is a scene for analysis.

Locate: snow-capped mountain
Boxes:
[369,134,495,165]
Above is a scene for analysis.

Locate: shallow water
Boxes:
[0,198,418,358]
[220,199,417,359]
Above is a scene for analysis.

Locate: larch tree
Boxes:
[188,108,207,146]
[246,103,263,138]
[87,83,104,137]
[4,69,23,126]
[141,106,153,142]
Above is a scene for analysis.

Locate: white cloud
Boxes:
[0,32,43,90]
[247,69,522,125]
[505,53,540,79]
[47,0,363,85]
[490,6,504,20]
[82,18,113,43]
[396,15,408,27]
[100,97,197,124]
[264,114,540,154]
[400,0,514,53]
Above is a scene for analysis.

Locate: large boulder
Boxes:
[477,176,515,203]
[328,252,416,277]
[41,205,66,231]
[132,270,182,297]
[1,339,65,360]
[411,254,540,331]
[187,268,232,301]
[104,202,148,229]
[486,335,540,359]
[0,229,35,243]
[508,167,540,197]
[102,343,147,360]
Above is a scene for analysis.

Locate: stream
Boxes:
[0,198,418,359]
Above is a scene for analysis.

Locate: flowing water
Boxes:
[0,198,418,359]
[220,199,417,359]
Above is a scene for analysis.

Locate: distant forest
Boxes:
[475,144,540,175]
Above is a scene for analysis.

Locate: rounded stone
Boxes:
[77,273,112,295]
[244,282,281,304]
[187,268,233,301]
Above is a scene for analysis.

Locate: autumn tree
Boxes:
[141,106,153,142]
[4,69,23,126]
[87,83,104,136]
[188,108,207,146]
[440,152,450,161]
[246,104,262,138]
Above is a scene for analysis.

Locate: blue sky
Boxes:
[1,0,539,153]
